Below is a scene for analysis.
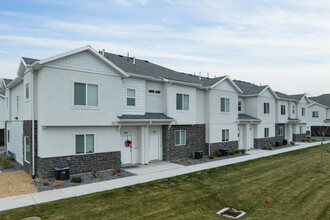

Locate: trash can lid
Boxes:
[55,165,69,170]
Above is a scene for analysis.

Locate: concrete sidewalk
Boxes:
[0,141,328,212]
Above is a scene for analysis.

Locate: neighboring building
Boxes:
[275,92,310,142]
[308,94,330,136]
[233,80,278,149]
[0,78,13,152]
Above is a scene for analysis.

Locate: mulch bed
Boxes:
[170,153,247,166]
[33,169,135,192]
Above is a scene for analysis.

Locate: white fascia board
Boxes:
[301,94,311,104]
[0,94,5,98]
[7,76,23,89]
[309,101,328,109]
[259,86,279,99]
[117,119,174,123]
[210,75,243,93]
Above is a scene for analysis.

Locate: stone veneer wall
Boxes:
[293,133,307,142]
[275,124,286,143]
[254,137,276,149]
[208,141,239,156]
[162,124,206,160]
[37,151,121,178]
[23,120,38,176]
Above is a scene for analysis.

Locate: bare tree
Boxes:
[312,126,329,173]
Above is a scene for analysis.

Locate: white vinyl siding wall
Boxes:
[122,78,146,115]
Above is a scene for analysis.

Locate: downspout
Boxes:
[206,88,211,156]
[31,70,35,178]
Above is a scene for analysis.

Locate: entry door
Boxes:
[238,125,244,149]
[150,133,160,160]
[121,135,132,164]
[250,128,254,149]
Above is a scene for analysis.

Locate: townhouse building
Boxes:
[0,78,13,152]
[308,94,330,136]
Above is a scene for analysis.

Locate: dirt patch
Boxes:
[0,170,37,199]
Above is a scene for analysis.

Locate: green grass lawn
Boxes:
[1,145,330,220]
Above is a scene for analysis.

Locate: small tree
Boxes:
[313,126,329,173]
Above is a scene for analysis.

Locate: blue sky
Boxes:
[1,0,330,95]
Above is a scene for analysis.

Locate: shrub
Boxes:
[0,157,13,169]
[92,170,100,179]
[234,149,240,154]
[308,139,312,143]
[187,160,193,164]
[53,180,63,188]
[175,160,180,164]
[290,141,295,145]
[262,146,267,150]
[229,151,235,155]
[268,146,274,150]
[214,151,222,157]
[209,155,215,159]
[240,149,246,154]
[301,139,306,142]
[43,181,50,186]
[71,177,83,183]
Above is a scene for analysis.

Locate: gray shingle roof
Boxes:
[103,52,225,87]
[275,91,292,100]
[238,113,261,121]
[22,57,39,65]
[309,94,330,108]
[118,113,173,120]
[275,92,304,102]
[288,94,305,102]
[233,80,267,95]
[3,78,13,86]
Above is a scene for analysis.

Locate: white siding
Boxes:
[7,121,23,164]
[146,81,163,113]
[0,97,4,128]
[196,89,206,124]
[167,84,196,124]
[276,100,288,123]
[327,109,330,119]
[122,78,146,115]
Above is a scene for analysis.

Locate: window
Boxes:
[279,127,283,136]
[176,94,189,110]
[300,126,303,134]
[16,96,19,114]
[222,129,229,141]
[264,103,270,114]
[74,82,98,107]
[281,105,286,115]
[238,101,242,111]
[292,105,295,114]
[24,136,31,163]
[148,89,161,94]
[312,111,319,118]
[127,89,136,106]
[175,130,186,146]
[302,107,305,116]
[75,134,95,154]
[25,83,29,100]
[264,128,269,138]
[221,98,230,112]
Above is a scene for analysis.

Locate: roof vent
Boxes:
[133,57,136,65]
[127,52,129,62]
[207,72,209,78]
[145,60,149,63]
[199,72,201,80]
[101,49,105,56]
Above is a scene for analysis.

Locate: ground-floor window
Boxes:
[75,134,95,154]
[175,130,186,146]
[264,128,269,138]
[222,129,229,141]
[24,136,31,163]
[279,127,283,136]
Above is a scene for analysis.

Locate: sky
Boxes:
[0,0,330,96]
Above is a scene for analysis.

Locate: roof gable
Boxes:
[210,76,242,93]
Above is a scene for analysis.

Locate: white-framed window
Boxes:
[281,105,286,115]
[75,134,95,154]
[222,129,229,141]
[24,136,31,163]
[302,107,305,116]
[25,83,30,100]
[16,96,19,114]
[74,82,98,107]
[148,89,161,95]
[312,111,319,118]
[176,94,189,110]
[264,128,269,138]
[292,105,295,114]
[264,103,270,114]
[127,89,136,106]
[175,130,186,146]
[238,101,242,112]
[300,126,303,134]
[221,98,230,112]
[279,127,283,136]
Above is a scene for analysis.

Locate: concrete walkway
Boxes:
[0,141,328,212]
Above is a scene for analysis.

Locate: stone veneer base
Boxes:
[254,137,276,149]
[23,120,38,176]
[208,141,239,156]
[37,151,121,178]
[293,133,307,142]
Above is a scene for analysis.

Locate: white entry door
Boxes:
[121,135,132,164]
[238,125,244,149]
[150,133,160,160]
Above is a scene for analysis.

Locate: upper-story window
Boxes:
[25,83,29,100]
[221,98,230,112]
[148,89,161,95]
[302,107,305,116]
[292,105,295,114]
[280,105,286,115]
[74,82,98,107]
[238,101,242,112]
[127,89,136,106]
[264,128,269,137]
[264,103,270,114]
[312,111,319,118]
[176,94,189,110]
[16,96,19,115]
